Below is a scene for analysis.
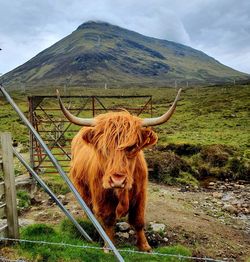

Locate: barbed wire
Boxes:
[0,237,235,262]
[0,256,26,262]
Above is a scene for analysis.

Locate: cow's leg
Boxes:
[102,224,115,253]
[71,179,92,209]
[70,168,92,208]
[128,191,151,252]
[93,200,117,253]
[98,215,116,253]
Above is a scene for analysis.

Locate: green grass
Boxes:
[0,85,249,183]
[155,85,249,152]
[15,223,192,262]
[176,172,199,187]
[41,173,70,195]
[17,190,31,210]
[1,85,249,149]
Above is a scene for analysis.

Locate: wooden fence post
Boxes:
[0,132,19,239]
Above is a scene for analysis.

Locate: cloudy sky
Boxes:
[0,0,250,75]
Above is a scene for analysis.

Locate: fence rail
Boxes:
[0,133,19,239]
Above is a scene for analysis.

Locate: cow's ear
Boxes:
[140,128,158,148]
[82,128,95,144]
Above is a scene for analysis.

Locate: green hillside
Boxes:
[1,21,249,89]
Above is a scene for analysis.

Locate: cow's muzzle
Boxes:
[109,174,126,188]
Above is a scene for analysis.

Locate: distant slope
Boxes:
[1,21,249,89]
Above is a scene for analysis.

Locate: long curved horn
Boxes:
[56,90,96,126]
[142,88,182,127]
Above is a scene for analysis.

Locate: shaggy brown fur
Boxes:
[70,111,157,251]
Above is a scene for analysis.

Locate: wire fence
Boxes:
[2,77,250,95]
[0,257,26,262]
[0,237,235,262]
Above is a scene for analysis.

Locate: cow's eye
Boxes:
[126,144,138,153]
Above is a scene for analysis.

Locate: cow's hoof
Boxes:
[138,243,152,252]
[103,246,111,253]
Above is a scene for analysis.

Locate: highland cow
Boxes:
[57,89,181,251]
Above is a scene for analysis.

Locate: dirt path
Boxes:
[147,183,250,261]
[19,182,250,261]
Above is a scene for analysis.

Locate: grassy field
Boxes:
[1,84,249,149]
[0,84,249,261]
[0,84,249,182]
[9,222,191,262]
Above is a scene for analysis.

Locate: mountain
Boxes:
[1,21,249,89]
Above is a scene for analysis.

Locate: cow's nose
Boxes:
[110,174,126,188]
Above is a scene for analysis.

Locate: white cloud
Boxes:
[0,0,249,74]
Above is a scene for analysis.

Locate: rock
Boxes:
[57,195,69,205]
[30,197,42,205]
[34,211,49,219]
[163,237,169,242]
[116,222,130,232]
[207,182,216,190]
[221,193,234,202]
[47,197,54,206]
[219,185,226,191]
[179,187,189,192]
[222,204,237,214]
[193,185,199,191]
[71,210,79,215]
[19,219,35,227]
[62,200,69,205]
[212,192,223,199]
[234,184,242,189]
[211,198,219,204]
[232,200,242,205]
[242,208,249,215]
[116,232,129,239]
[57,194,65,200]
[237,203,242,208]
[149,222,166,233]
[52,211,61,219]
[128,230,135,235]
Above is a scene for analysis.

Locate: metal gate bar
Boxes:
[12,146,92,242]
